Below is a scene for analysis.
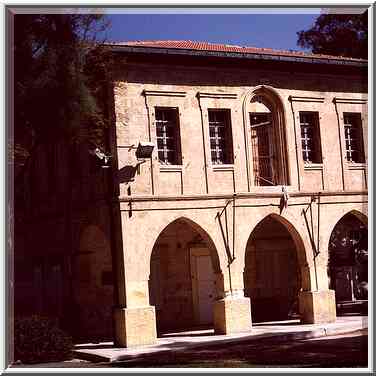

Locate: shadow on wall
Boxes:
[117,165,138,184]
[74,224,114,342]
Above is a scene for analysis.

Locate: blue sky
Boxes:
[103,12,322,52]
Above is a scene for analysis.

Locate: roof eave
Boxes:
[108,45,367,68]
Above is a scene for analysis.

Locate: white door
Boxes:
[191,248,216,325]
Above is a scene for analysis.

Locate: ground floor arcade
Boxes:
[14,192,367,346]
[112,193,367,347]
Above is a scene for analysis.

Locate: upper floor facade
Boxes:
[110,41,368,200]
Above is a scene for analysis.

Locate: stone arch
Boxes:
[149,216,223,332]
[79,224,110,254]
[77,224,114,339]
[326,210,368,243]
[269,213,309,270]
[242,85,290,188]
[244,213,310,322]
[346,209,368,226]
[149,216,222,274]
[318,209,367,270]
[244,213,310,280]
[327,210,368,305]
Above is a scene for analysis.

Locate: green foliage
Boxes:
[13,14,112,175]
[14,315,73,364]
[297,12,367,59]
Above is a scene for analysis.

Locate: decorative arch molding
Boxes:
[242,85,290,189]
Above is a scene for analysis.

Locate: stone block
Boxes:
[299,290,336,324]
[213,296,252,334]
[113,306,157,347]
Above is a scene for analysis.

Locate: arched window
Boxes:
[244,87,289,186]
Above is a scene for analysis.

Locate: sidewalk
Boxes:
[73,315,368,363]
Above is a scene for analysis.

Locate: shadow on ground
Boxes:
[108,330,368,368]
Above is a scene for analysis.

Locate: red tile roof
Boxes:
[108,40,366,62]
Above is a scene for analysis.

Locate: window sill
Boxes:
[347,162,367,170]
[159,165,183,172]
[212,164,235,172]
[212,165,234,171]
[304,163,323,171]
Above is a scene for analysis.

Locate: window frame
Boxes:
[208,108,234,165]
[249,112,274,186]
[155,107,182,166]
[343,112,365,164]
[299,111,323,164]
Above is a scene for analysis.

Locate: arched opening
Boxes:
[328,212,368,312]
[149,218,223,334]
[247,87,289,186]
[76,225,114,341]
[244,215,303,322]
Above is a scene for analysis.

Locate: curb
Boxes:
[73,323,367,364]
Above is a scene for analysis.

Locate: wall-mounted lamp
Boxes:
[135,141,154,160]
[134,142,154,174]
[89,147,112,168]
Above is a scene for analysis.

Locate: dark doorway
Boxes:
[328,213,368,308]
[244,216,301,322]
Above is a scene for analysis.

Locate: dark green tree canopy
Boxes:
[297,12,367,59]
[13,14,112,177]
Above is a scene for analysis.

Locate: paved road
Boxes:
[11,329,368,369]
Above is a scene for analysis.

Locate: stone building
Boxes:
[14,41,368,347]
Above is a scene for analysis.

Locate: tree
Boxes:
[297,12,367,59]
[12,14,114,335]
[13,14,111,179]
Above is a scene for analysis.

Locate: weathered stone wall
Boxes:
[17,54,368,345]
[111,57,367,327]
[113,61,367,198]
[118,194,366,302]
[73,205,115,340]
